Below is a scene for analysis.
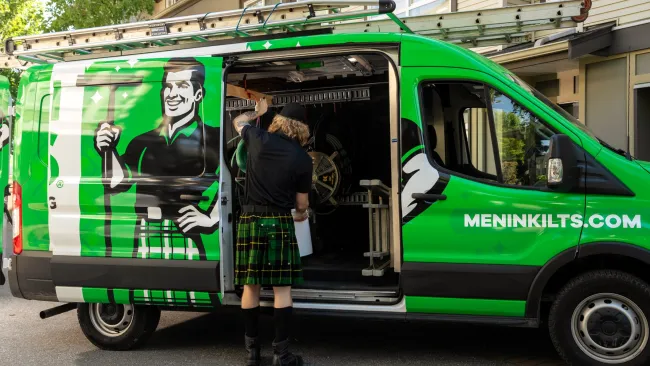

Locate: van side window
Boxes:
[421,82,555,188]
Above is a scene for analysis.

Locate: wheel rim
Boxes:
[571,293,649,364]
[89,303,134,337]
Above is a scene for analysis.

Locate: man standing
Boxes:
[232,99,312,366]
[94,57,220,261]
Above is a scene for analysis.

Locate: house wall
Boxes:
[153,0,241,19]
[586,0,650,27]
[173,0,240,16]
[457,0,500,11]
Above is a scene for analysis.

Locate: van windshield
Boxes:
[506,73,634,158]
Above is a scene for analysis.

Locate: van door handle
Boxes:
[180,194,209,201]
[412,193,447,201]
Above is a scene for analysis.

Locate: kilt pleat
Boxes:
[234,212,304,286]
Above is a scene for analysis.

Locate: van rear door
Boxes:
[0,75,12,285]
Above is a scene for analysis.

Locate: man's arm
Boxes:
[293,155,313,222]
[232,98,268,135]
[293,192,310,222]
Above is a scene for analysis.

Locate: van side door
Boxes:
[45,57,223,306]
[399,67,586,318]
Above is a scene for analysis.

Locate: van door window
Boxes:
[421,82,556,188]
[488,88,555,187]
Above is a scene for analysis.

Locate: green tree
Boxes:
[0,0,45,98]
[47,0,156,32]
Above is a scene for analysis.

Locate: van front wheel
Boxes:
[77,303,161,351]
[549,270,650,365]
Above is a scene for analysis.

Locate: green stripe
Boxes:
[113,289,131,304]
[138,147,148,173]
[401,144,424,163]
[82,287,109,303]
[405,296,526,317]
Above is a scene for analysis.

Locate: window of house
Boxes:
[421,82,556,189]
[166,0,183,8]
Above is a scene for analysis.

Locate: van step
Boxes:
[259,288,399,304]
[294,280,399,292]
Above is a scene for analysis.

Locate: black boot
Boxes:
[272,338,303,366]
[245,335,261,366]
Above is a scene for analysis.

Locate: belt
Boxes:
[243,205,292,214]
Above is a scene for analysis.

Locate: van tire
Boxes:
[549,270,650,366]
[77,303,161,351]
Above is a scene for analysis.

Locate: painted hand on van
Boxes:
[400,117,449,224]
[402,152,439,217]
[0,122,9,149]
[178,205,220,233]
[95,122,121,152]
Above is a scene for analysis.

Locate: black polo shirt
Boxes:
[121,119,220,218]
[242,125,312,211]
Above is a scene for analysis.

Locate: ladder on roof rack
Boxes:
[0,0,590,69]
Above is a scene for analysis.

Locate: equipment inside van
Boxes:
[9,1,650,365]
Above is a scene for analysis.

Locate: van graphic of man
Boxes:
[94,58,220,260]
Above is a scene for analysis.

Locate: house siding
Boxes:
[586,0,650,27]
[458,0,500,12]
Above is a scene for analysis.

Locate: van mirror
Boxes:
[546,134,579,192]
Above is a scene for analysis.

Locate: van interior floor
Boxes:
[297,254,399,291]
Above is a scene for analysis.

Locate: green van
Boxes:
[2,3,650,365]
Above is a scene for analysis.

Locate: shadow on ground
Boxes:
[73,307,565,366]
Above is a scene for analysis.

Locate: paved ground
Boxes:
[1,276,565,365]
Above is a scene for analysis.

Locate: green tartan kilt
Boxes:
[234,212,304,286]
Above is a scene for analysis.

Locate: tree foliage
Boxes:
[47,0,156,32]
[0,0,156,98]
[0,0,45,98]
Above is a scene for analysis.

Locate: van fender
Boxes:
[525,247,578,319]
[525,242,650,319]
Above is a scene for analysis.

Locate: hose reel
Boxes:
[308,151,341,206]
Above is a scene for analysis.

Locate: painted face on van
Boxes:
[163,70,202,118]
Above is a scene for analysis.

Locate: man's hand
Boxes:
[95,122,121,152]
[233,98,269,135]
[292,208,309,222]
[178,205,219,233]
[294,192,310,222]
[255,97,268,116]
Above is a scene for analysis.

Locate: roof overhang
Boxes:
[488,19,650,68]
[569,19,650,59]
[488,40,569,65]
[154,0,202,20]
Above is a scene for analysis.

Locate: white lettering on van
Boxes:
[464,214,480,227]
[623,215,642,229]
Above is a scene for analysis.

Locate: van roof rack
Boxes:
[0,0,590,69]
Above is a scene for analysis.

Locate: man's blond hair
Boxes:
[268,114,310,146]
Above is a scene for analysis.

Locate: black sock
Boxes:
[274,306,293,342]
[243,306,260,338]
